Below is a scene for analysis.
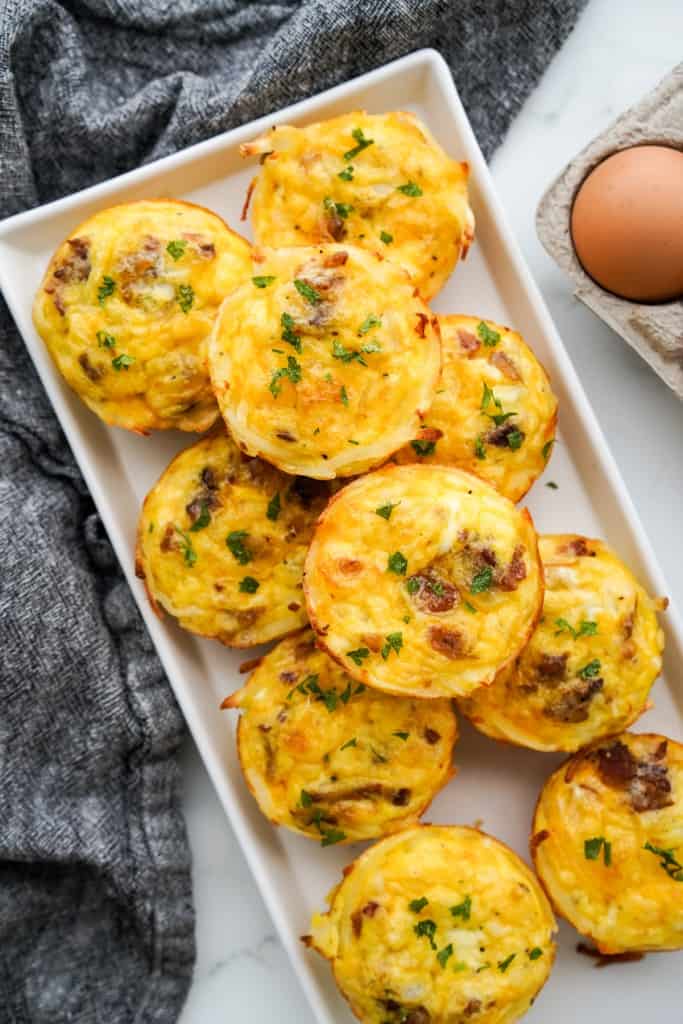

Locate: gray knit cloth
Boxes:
[0,2,586,1021]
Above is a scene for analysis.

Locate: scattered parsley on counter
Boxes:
[542,439,555,461]
[546,480,558,489]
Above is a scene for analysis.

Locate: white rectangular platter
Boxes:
[1,49,682,1024]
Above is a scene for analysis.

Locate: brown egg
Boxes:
[571,145,683,303]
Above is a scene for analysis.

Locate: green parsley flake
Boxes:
[226,530,251,565]
[294,278,321,304]
[542,439,555,461]
[411,439,437,457]
[470,566,493,594]
[331,339,382,365]
[320,827,346,847]
[266,492,281,521]
[555,618,598,639]
[343,127,374,161]
[166,239,187,261]
[338,165,354,181]
[324,196,354,220]
[381,632,403,660]
[498,954,516,973]
[393,731,409,741]
[546,481,559,490]
[112,353,135,371]
[340,385,349,407]
[347,647,370,666]
[340,737,357,751]
[578,658,601,680]
[584,836,611,866]
[189,501,211,532]
[463,600,477,614]
[409,897,429,913]
[97,276,116,304]
[437,944,454,969]
[252,275,276,288]
[474,434,487,461]
[174,528,196,568]
[280,312,302,352]
[177,283,194,313]
[300,790,313,807]
[380,230,393,245]
[643,842,683,881]
[506,429,524,451]
[96,330,116,349]
[369,744,388,763]
[414,919,437,950]
[239,576,259,593]
[270,355,302,397]
[480,382,501,413]
[397,181,423,197]
[450,895,471,921]
[358,314,382,335]
[477,321,501,346]
[528,948,543,960]
[387,551,408,575]
[376,501,399,520]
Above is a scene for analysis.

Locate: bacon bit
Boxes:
[424,728,441,745]
[323,251,348,267]
[294,638,316,659]
[544,676,604,723]
[276,430,297,443]
[429,625,466,659]
[239,656,263,674]
[337,558,363,576]
[537,653,568,680]
[392,788,411,807]
[415,426,444,443]
[362,633,383,653]
[160,523,178,552]
[408,572,459,614]
[464,1000,482,1018]
[456,328,480,355]
[236,608,261,628]
[561,537,594,557]
[499,545,527,591]
[279,670,298,683]
[324,207,346,241]
[530,829,550,851]
[490,350,522,381]
[287,602,301,612]
[241,179,256,221]
[182,232,216,259]
[415,312,429,338]
[258,723,272,733]
[351,910,363,938]
[78,352,104,382]
[576,943,644,967]
[655,596,669,611]
[592,740,674,813]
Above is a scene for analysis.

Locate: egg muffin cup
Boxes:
[240,110,475,300]
[532,732,683,954]
[306,824,557,1024]
[136,427,335,647]
[304,464,544,700]
[460,535,666,752]
[223,630,458,844]
[208,244,441,479]
[33,199,251,433]
[394,314,558,503]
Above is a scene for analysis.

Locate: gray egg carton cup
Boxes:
[536,63,683,399]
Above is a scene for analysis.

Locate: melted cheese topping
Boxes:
[33,199,251,433]
[208,245,440,479]
[225,630,457,842]
[308,825,556,1024]
[241,110,474,300]
[460,535,665,751]
[394,315,558,502]
[136,428,334,647]
[304,464,543,699]
[533,733,683,954]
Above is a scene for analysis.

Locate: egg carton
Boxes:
[536,63,683,399]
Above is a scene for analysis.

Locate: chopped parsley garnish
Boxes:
[331,339,382,365]
[437,944,454,969]
[463,600,477,614]
[414,919,437,950]
[380,230,393,244]
[643,842,683,881]
[528,947,543,960]
[280,312,302,352]
[189,501,211,532]
[348,439,359,445]
[381,632,403,660]
[239,576,259,593]
[294,278,321,304]
[266,492,281,521]
[584,836,611,865]
[300,789,313,808]
[474,435,487,460]
[369,744,388,763]
[555,618,598,639]
[393,731,409,741]
[166,239,187,261]
[338,165,354,181]
[376,501,399,520]
[174,527,196,568]
[542,439,555,461]
[480,382,501,413]
[477,321,500,347]
[269,355,302,396]
[411,439,437,457]
[226,529,251,565]
[450,895,471,921]
[406,577,420,596]
[343,127,374,161]
[578,658,601,680]
[506,429,524,451]
[470,566,493,594]
[387,551,408,575]
[546,481,558,489]
[358,314,382,335]
[409,897,429,913]
[177,283,194,313]
[96,330,116,349]
[320,826,346,847]
[397,181,423,197]
[252,275,276,288]
[498,954,516,973]
[324,196,354,220]
[339,679,352,704]
[340,737,357,751]
[97,276,116,304]
[112,353,135,371]
[347,647,370,666]
[340,385,349,407]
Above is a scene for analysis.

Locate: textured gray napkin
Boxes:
[0,2,586,1021]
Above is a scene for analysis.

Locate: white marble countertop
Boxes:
[178,2,683,1020]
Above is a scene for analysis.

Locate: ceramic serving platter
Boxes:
[1,49,681,1024]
